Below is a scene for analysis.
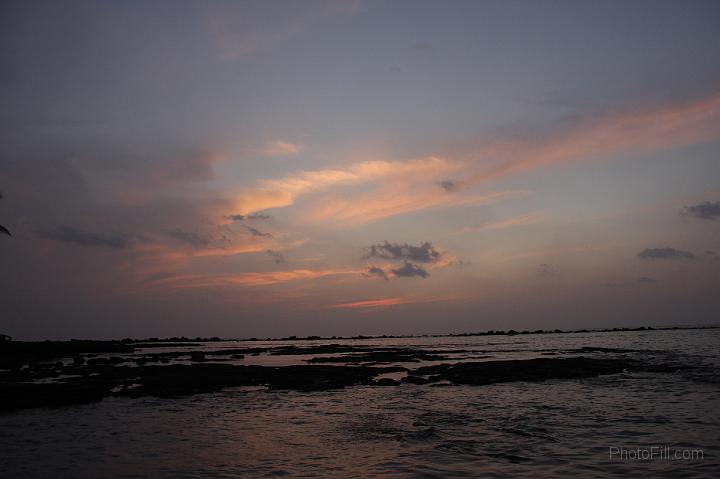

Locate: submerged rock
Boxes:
[307,349,448,364]
[412,357,633,385]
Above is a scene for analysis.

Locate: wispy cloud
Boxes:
[260,140,305,156]
[245,226,273,238]
[230,156,461,215]
[266,249,288,264]
[463,212,544,232]
[303,189,529,226]
[142,268,361,291]
[457,93,720,189]
[167,229,212,248]
[638,247,695,260]
[38,226,133,250]
[326,294,459,310]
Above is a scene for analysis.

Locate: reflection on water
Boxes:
[1,329,718,478]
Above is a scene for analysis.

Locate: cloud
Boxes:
[304,189,527,226]
[266,249,287,264]
[536,263,559,277]
[246,226,273,238]
[227,92,720,226]
[326,294,458,310]
[391,262,429,278]
[637,247,695,260]
[230,156,460,215]
[365,241,441,263]
[363,265,389,280]
[37,226,132,249]
[455,92,720,191]
[261,140,304,156]
[438,180,458,192]
[637,277,658,283]
[225,212,272,222]
[464,212,544,232]
[167,229,212,248]
[141,268,361,290]
[681,201,720,220]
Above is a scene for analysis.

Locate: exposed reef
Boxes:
[411,357,634,385]
[0,339,692,412]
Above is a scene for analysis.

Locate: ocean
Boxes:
[1,328,718,478]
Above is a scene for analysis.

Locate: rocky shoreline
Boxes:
[0,339,669,412]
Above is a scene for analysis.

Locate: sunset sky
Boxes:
[1,0,719,339]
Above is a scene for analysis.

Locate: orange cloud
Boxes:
[225,92,720,226]
[305,189,529,226]
[229,156,458,215]
[141,268,362,291]
[461,92,720,187]
[326,294,461,310]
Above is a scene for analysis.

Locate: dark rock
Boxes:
[190,352,206,362]
[402,375,430,385]
[307,349,448,364]
[374,378,400,386]
[412,357,633,386]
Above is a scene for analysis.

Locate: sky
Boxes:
[1,0,719,340]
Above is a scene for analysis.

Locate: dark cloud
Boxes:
[439,180,458,192]
[391,262,429,278]
[38,226,131,249]
[637,277,658,283]
[167,229,211,248]
[363,265,389,280]
[680,201,720,220]
[638,247,695,260]
[246,226,272,238]
[225,212,271,222]
[366,241,441,263]
[536,263,559,277]
[266,249,287,264]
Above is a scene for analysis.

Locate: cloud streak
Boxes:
[141,268,361,291]
[637,247,695,260]
[464,212,544,232]
[38,226,133,250]
[457,92,720,189]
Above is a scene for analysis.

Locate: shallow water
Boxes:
[1,329,719,478]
